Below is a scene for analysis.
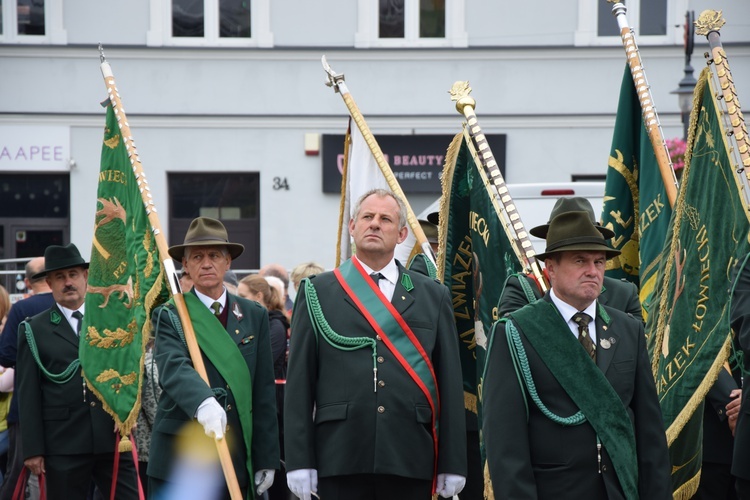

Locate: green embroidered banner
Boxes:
[600,66,673,321]
[80,104,169,439]
[437,131,522,418]
[646,67,750,498]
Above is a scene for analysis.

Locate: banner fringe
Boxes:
[335,125,352,268]
[436,132,463,282]
[483,461,495,500]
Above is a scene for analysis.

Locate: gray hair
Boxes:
[352,188,407,229]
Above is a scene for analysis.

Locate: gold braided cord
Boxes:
[436,132,464,283]
[649,69,707,375]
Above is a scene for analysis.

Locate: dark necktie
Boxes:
[370,272,384,285]
[72,310,83,336]
[211,301,222,317]
[572,312,595,360]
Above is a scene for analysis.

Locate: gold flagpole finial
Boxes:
[695,10,725,37]
[449,81,475,114]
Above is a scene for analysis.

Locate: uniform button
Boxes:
[602,465,607,472]
[376,335,381,341]
[377,406,385,413]
[90,401,96,407]
[377,356,384,363]
[378,380,385,388]
[226,404,232,411]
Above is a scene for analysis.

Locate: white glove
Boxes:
[255,469,275,496]
[436,473,466,498]
[287,468,318,500]
[195,397,226,440]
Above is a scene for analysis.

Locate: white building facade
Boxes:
[1,0,749,276]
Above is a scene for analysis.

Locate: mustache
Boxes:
[62,285,78,293]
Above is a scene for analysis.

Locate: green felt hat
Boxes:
[168,217,244,260]
[535,211,621,261]
[33,243,89,279]
[530,197,614,239]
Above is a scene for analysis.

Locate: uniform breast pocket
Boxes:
[612,358,635,373]
[238,335,257,356]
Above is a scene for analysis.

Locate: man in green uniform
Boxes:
[16,244,139,499]
[498,197,642,320]
[483,211,671,499]
[147,217,279,499]
[285,189,467,500]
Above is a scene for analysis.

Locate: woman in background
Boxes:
[237,275,290,500]
[0,285,13,484]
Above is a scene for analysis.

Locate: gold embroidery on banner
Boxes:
[87,276,134,309]
[604,149,640,276]
[86,318,137,349]
[143,230,155,278]
[104,134,120,150]
[95,369,137,394]
[96,197,126,228]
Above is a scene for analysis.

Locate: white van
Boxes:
[417,181,606,254]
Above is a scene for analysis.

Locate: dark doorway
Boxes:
[168,173,260,270]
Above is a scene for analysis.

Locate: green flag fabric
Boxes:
[646,67,750,499]
[437,131,522,420]
[600,66,673,321]
[80,104,169,443]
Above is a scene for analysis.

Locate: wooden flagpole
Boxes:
[609,1,679,207]
[98,46,243,500]
[450,82,549,292]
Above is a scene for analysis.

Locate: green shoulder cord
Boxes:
[302,278,378,376]
[21,320,80,384]
[517,273,540,305]
[504,319,586,426]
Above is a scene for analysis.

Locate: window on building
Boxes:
[148,0,271,47]
[379,0,445,39]
[577,0,685,46]
[0,174,69,218]
[168,173,260,269]
[357,0,465,48]
[0,0,65,43]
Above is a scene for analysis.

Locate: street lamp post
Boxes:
[671,10,697,140]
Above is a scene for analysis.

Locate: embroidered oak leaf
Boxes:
[86,318,137,349]
[95,369,137,394]
[104,134,120,150]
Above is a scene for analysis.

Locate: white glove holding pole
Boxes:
[436,473,466,498]
[287,468,318,500]
[255,469,275,495]
[195,397,227,440]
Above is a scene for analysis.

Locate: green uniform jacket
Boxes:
[285,261,467,480]
[731,255,750,481]
[482,296,671,499]
[17,304,118,459]
[147,292,280,489]
[498,274,642,321]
